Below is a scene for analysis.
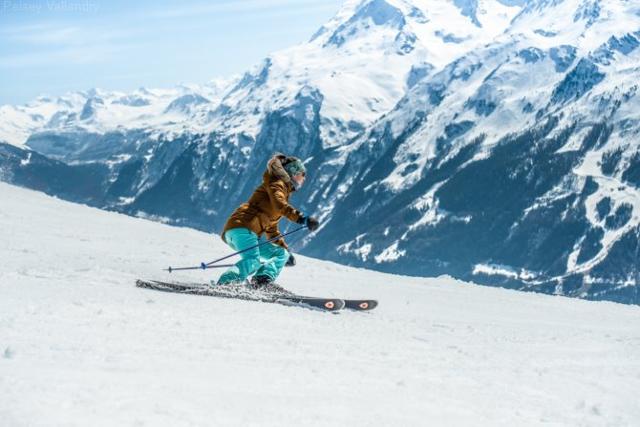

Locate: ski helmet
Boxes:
[284,157,306,177]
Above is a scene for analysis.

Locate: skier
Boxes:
[215,153,319,288]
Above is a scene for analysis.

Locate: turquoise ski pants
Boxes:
[217,227,290,285]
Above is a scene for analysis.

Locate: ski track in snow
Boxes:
[1,182,639,427]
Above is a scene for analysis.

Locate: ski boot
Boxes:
[249,275,291,296]
[211,278,245,288]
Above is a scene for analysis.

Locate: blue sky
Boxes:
[0,0,343,105]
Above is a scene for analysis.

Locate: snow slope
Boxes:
[1,181,639,426]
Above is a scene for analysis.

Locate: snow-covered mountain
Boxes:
[306,0,640,303]
[1,0,639,303]
[2,181,640,426]
[0,0,520,150]
[0,79,234,149]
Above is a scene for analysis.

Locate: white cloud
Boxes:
[1,22,140,45]
[0,42,145,68]
[152,0,332,19]
[6,26,82,44]
[0,21,146,68]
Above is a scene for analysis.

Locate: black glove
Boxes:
[305,216,320,231]
[285,253,296,267]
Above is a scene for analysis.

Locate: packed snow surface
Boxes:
[1,181,639,426]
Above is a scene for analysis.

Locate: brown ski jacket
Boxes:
[221,154,304,249]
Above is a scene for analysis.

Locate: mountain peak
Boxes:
[353,0,408,26]
[163,93,210,115]
[321,0,409,47]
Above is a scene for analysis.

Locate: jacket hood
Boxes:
[266,154,291,183]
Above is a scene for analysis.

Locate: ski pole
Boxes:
[203,226,306,266]
[165,225,307,273]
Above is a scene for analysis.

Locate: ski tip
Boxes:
[276,297,346,312]
[361,300,378,310]
[323,299,345,311]
[344,299,378,311]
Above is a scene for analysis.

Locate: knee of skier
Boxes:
[247,258,263,275]
[273,248,289,268]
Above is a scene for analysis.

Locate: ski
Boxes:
[274,296,345,311]
[343,299,378,311]
[135,279,345,312]
[138,280,377,311]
